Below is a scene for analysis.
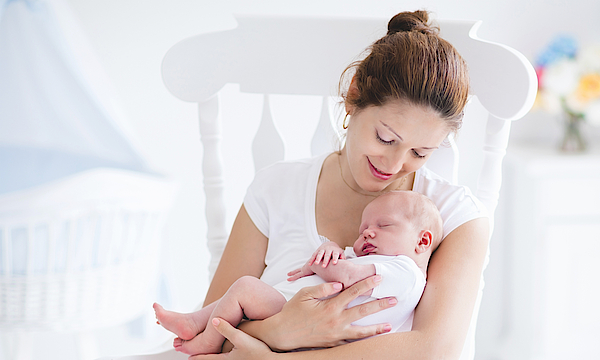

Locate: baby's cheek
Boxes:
[352,243,362,256]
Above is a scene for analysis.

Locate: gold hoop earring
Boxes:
[343,113,350,129]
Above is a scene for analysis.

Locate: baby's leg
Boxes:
[154,301,217,340]
[177,276,286,355]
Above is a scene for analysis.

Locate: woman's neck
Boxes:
[315,153,372,248]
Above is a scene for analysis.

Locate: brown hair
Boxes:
[341,10,470,133]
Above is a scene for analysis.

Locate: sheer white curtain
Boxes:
[0,4,176,360]
[0,0,150,194]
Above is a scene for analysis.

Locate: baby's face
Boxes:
[353,193,420,257]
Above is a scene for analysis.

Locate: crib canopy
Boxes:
[0,0,149,194]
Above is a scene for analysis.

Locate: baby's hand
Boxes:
[287,241,345,281]
[287,265,315,281]
[309,241,346,268]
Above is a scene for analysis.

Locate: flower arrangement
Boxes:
[534,35,600,151]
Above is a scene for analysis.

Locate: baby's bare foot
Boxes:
[153,303,203,340]
[175,332,223,356]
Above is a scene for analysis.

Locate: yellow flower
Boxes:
[575,73,600,103]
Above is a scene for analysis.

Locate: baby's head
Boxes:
[353,191,443,269]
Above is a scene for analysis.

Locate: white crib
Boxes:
[0,168,177,359]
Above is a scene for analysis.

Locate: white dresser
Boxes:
[498,142,600,359]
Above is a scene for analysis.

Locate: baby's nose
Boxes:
[363,228,376,238]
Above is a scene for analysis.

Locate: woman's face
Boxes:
[344,99,448,193]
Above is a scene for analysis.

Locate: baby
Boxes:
[154,190,443,355]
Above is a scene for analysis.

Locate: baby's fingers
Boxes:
[307,252,318,266]
[287,268,301,276]
[322,249,334,267]
[313,249,326,265]
[287,268,302,281]
[331,250,345,265]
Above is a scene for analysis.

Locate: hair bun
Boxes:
[387,10,438,36]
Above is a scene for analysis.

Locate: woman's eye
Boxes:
[376,132,394,145]
[412,150,426,159]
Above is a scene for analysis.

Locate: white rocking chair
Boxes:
[105,14,536,360]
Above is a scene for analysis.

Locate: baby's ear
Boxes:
[416,230,433,254]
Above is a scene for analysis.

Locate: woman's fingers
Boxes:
[261,278,394,350]
[332,275,398,321]
[189,318,272,360]
[291,279,394,344]
[332,275,397,339]
[211,318,241,345]
[341,322,394,341]
[335,274,380,302]
[295,281,343,300]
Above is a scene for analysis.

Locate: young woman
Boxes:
[193,10,489,360]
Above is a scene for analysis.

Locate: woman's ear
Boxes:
[345,76,359,115]
[416,230,433,254]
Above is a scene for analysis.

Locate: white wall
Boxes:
[54,0,600,358]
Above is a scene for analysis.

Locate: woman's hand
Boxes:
[246,275,396,351]
[189,318,276,360]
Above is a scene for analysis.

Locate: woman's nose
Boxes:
[382,150,408,174]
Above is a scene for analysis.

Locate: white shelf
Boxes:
[496,142,600,360]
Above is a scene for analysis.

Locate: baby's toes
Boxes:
[173,337,183,350]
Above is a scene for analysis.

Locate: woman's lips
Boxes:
[367,157,392,181]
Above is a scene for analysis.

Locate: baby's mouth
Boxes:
[362,242,376,254]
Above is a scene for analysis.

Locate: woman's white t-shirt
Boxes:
[243,152,488,289]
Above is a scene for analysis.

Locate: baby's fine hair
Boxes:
[411,192,444,250]
[387,190,444,250]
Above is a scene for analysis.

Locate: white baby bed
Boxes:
[104,14,537,360]
[0,168,176,359]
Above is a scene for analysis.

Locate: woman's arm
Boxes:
[216,217,489,359]
[408,217,489,357]
[203,205,269,305]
